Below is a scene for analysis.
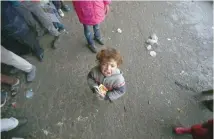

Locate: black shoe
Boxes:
[203,99,213,112]
[36,49,44,62]
[94,38,104,45]
[52,36,60,49]
[88,45,98,53]
[17,117,28,128]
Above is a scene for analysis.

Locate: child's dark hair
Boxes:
[96,47,123,66]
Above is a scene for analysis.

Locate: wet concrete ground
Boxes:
[3,1,213,139]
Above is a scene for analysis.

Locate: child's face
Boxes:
[100,59,118,77]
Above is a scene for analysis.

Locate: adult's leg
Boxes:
[14,4,45,37]
[22,31,44,61]
[52,1,62,10]
[1,46,36,82]
[1,46,33,73]
[21,1,60,37]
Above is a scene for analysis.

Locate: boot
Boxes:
[94,37,104,45]
[88,44,98,53]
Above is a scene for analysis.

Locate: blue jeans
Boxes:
[83,24,101,45]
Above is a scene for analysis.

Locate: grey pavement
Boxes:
[4,1,213,139]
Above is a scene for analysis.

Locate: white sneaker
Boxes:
[58,9,64,17]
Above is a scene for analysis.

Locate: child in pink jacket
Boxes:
[73,0,111,53]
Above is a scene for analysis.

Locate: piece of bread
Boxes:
[98,84,108,95]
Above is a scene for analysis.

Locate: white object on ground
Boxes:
[42,129,49,135]
[146,39,158,45]
[167,38,171,41]
[151,33,158,41]
[146,45,152,50]
[180,70,185,75]
[117,28,122,33]
[177,108,183,113]
[77,116,88,122]
[1,117,19,132]
[26,89,34,98]
[180,70,188,75]
[149,51,157,57]
[56,122,63,126]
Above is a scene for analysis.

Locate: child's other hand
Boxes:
[98,91,106,98]
[105,5,110,15]
[93,86,99,93]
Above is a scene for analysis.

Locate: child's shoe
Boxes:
[94,38,104,45]
[174,127,191,134]
[88,44,98,53]
[58,9,64,17]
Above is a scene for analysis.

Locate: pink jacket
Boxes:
[73,0,111,25]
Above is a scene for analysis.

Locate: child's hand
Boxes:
[98,91,106,98]
[105,5,110,15]
[93,86,100,94]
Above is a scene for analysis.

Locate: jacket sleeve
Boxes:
[103,0,111,5]
[87,70,99,90]
[106,77,126,101]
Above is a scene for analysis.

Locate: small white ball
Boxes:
[150,51,157,57]
[117,28,122,33]
[146,45,152,50]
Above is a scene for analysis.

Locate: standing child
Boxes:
[73,0,111,53]
[87,48,126,101]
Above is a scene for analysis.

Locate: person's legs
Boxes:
[83,24,97,53]
[93,24,104,45]
[52,1,64,17]
[93,24,101,40]
[1,46,32,72]
[1,46,36,82]
[52,1,62,10]
[21,1,60,37]
[14,4,45,37]
[84,24,94,45]
[23,31,44,61]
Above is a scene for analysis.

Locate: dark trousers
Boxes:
[52,1,63,10]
